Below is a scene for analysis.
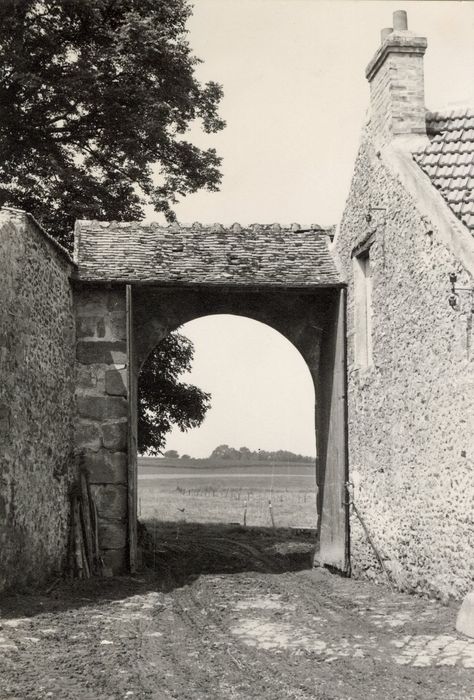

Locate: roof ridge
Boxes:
[426,106,474,120]
[76,220,334,232]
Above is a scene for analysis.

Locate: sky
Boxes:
[164,315,316,458]
[150,1,474,458]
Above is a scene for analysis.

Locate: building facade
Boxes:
[334,11,474,598]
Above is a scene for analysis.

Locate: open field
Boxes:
[138,456,318,529]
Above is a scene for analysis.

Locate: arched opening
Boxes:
[73,224,348,576]
[136,314,319,576]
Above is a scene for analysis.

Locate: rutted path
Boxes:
[0,524,472,699]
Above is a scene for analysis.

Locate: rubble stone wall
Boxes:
[335,127,474,599]
[74,285,129,573]
[0,209,75,591]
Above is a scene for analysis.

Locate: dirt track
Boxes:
[0,523,473,700]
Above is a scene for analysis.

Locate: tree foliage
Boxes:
[0,0,225,246]
[138,333,211,455]
[209,445,314,463]
[0,1,220,449]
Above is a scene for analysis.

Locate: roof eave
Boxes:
[71,275,345,290]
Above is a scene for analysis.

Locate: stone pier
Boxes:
[74,285,129,572]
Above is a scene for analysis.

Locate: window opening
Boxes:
[354,249,373,368]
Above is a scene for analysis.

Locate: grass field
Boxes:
[138,456,319,529]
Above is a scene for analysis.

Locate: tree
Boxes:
[0,0,225,246]
[164,450,179,459]
[210,444,240,461]
[0,1,221,452]
[138,332,211,455]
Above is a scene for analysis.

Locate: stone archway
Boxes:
[140,310,318,451]
[72,221,349,575]
[136,312,319,528]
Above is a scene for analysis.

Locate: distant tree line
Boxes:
[163,445,314,463]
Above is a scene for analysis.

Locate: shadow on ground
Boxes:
[140,520,317,590]
[0,522,317,619]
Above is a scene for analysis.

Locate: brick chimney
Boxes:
[366,11,428,149]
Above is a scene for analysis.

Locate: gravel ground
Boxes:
[0,523,472,700]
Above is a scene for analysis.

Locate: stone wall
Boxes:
[74,284,129,572]
[335,128,474,599]
[0,209,75,591]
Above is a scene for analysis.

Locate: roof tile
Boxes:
[414,108,474,235]
[74,222,341,286]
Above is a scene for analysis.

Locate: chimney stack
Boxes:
[366,11,428,149]
[393,10,408,31]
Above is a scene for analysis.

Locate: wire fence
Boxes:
[138,474,318,530]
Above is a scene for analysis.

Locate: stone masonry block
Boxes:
[102,421,127,451]
[76,316,101,339]
[84,450,127,484]
[76,341,126,365]
[76,316,108,339]
[76,396,127,421]
[76,365,96,390]
[74,421,101,451]
[99,521,127,549]
[76,395,105,421]
[110,316,127,341]
[106,397,128,419]
[90,484,127,520]
[105,369,127,397]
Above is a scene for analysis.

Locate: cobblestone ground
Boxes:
[0,524,472,699]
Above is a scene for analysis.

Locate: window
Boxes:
[353,248,373,368]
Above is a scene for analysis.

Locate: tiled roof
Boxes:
[413,108,474,234]
[74,221,341,286]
